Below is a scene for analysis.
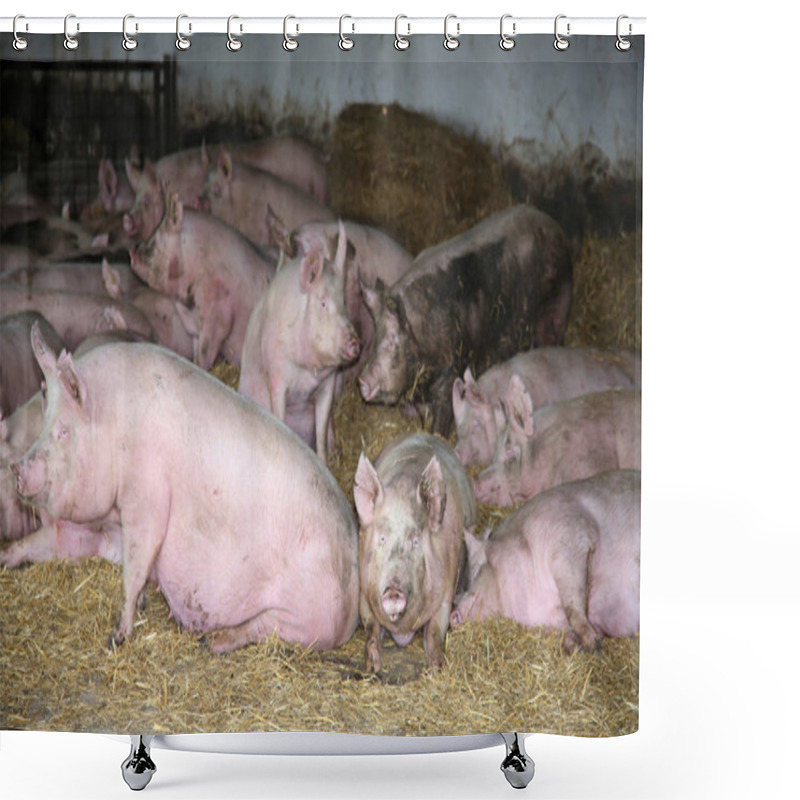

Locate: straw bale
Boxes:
[327,103,515,255]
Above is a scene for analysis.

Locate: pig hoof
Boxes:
[121,736,156,791]
[500,733,535,790]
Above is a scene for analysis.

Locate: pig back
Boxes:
[396,205,572,371]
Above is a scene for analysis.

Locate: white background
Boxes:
[3,1,799,798]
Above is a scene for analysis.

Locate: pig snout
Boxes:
[359,375,379,403]
[122,213,137,236]
[381,586,407,622]
[342,331,360,363]
[10,455,46,499]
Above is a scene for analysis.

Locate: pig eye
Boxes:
[412,534,420,549]
[503,442,521,465]
[379,534,386,546]
[55,422,70,442]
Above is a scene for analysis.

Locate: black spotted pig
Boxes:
[354,433,476,672]
[451,470,640,653]
[129,193,277,368]
[199,147,334,248]
[7,325,359,652]
[473,386,641,507]
[239,221,359,462]
[453,347,641,468]
[358,205,573,435]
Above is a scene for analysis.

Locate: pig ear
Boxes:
[266,204,296,258]
[464,527,488,582]
[218,148,234,182]
[103,306,128,331]
[100,159,117,196]
[144,159,159,186]
[506,374,534,437]
[125,157,142,191]
[56,351,89,413]
[359,279,383,320]
[102,259,122,299]
[30,322,58,377]
[354,452,383,526]
[299,249,324,293]
[418,456,447,533]
[331,220,347,276]
[452,377,466,417]
[0,411,7,443]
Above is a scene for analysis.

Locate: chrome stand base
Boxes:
[121,735,156,791]
[500,733,535,789]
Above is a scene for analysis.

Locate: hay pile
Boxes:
[0,560,637,736]
[0,102,640,739]
[328,103,514,255]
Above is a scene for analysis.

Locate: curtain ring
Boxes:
[176,14,191,50]
[122,14,138,51]
[12,15,28,51]
[616,15,632,51]
[339,15,354,51]
[63,13,79,51]
[443,14,460,51]
[554,14,570,51]
[394,15,410,51]
[499,14,515,51]
[283,15,299,51]
[227,15,242,51]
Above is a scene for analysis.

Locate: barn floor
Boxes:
[1,101,641,737]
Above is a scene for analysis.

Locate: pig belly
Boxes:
[151,521,346,648]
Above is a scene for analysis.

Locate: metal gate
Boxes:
[0,57,177,209]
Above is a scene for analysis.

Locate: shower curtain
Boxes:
[0,25,643,741]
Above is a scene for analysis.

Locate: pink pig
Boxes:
[199,147,334,248]
[129,193,277,368]
[238,221,359,462]
[7,326,359,652]
[354,433,476,672]
[473,385,641,507]
[451,470,640,653]
[453,347,641,468]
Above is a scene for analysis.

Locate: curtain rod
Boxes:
[1,16,646,37]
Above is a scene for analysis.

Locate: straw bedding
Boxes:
[0,103,640,737]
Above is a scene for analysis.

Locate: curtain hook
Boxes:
[500,14,516,51]
[394,14,410,51]
[176,14,191,50]
[12,15,28,51]
[122,15,138,51]
[227,15,242,51]
[444,14,460,51]
[283,15,299,51]
[339,15,354,51]
[616,15,632,51]
[63,13,79,51]
[554,14,570,51]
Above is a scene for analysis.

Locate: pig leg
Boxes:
[113,491,170,647]
[0,519,123,568]
[360,594,384,673]
[196,306,233,370]
[423,593,454,670]
[202,608,291,653]
[313,374,336,462]
[551,521,602,653]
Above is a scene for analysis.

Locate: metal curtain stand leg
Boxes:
[500,733,535,789]
[121,735,157,791]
